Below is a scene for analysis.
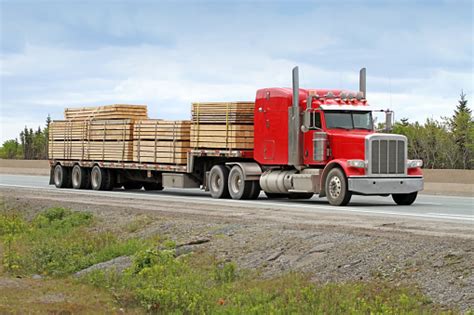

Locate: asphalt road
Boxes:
[1,174,472,224]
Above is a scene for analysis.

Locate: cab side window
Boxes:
[309,112,322,129]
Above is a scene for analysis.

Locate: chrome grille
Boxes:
[368,135,406,176]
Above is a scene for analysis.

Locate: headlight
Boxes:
[407,159,423,168]
[347,159,366,168]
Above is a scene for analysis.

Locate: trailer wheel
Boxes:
[288,192,314,199]
[143,182,163,191]
[325,168,352,206]
[392,192,417,205]
[228,165,254,200]
[91,166,114,191]
[209,165,230,199]
[53,164,72,188]
[71,165,90,189]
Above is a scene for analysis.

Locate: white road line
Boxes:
[427,213,473,218]
[1,183,472,223]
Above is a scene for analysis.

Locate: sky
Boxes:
[0,0,472,142]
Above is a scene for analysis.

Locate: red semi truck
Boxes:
[49,67,424,206]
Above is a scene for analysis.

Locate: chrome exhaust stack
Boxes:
[288,66,303,168]
[359,67,366,98]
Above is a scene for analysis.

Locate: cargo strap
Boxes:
[137,120,142,163]
[172,121,177,164]
[153,120,158,164]
[195,103,200,149]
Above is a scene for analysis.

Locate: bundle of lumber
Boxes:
[49,119,134,161]
[133,120,191,164]
[190,102,254,150]
[49,120,134,141]
[191,102,254,124]
[64,104,148,121]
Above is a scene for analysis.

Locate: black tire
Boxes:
[91,166,114,191]
[71,165,90,189]
[325,168,352,206]
[248,181,261,200]
[53,164,72,188]
[209,165,230,199]
[264,192,288,199]
[143,182,163,191]
[288,192,314,199]
[228,166,254,200]
[392,192,418,205]
[123,182,143,190]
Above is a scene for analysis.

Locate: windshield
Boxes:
[324,111,373,130]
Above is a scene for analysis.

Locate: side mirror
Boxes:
[301,110,311,133]
[385,110,393,132]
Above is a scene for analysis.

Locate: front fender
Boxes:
[319,159,365,197]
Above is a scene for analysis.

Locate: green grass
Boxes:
[0,207,146,277]
[83,248,450,314]
[0,206,459,314]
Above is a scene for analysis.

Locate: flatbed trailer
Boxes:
[49,67,423,206]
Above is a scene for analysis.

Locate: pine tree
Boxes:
[450,90,473,169]
[455,90,471,115]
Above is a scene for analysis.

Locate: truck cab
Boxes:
[253,68,423,206]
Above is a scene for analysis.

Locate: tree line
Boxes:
[391,91,473,169]
[1,93,472,169]
[0,116,51,160]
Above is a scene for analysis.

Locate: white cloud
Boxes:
[1,1,472,143]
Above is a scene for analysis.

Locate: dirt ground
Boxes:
[1,187,472,312]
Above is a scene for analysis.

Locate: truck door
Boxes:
[303,110,322,165]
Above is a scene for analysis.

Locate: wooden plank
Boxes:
[64,104,148,121]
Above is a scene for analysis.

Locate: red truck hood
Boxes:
[327,129,372,160]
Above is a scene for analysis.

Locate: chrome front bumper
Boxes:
[348,177,423,195]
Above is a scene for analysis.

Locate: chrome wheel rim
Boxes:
[210,172,221,193]
[230,172,242,195]
[329,176,342,199]
[54,166,62,185]
[72,168,80,187]
[91,169,100,188]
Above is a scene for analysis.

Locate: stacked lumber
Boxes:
[64,104,148,121]
[191,102,254,150]
[133,120,191,164]
[191,102,254,124]
[49,119,134,161]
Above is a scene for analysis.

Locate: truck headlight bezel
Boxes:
[347,159,367,168]
[407,159,423,168]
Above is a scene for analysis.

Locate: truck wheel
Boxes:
[123,182,143,190]
[288,192,314,199]
[209,165,230,199]
[91,166,114,191]
[392,192,418,205]
[228,165,254,200]
[53,164,72,188]
[325,168,352,206]
[143,182,163,191]
[264,192,288,199]
[248,181,261,199]
[72,165,90,189]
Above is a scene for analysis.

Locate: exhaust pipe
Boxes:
[292,66,299,109]
[359,67,366,98]
[288,66,302,167]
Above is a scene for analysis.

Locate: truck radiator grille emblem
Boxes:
[370,139,405,175]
